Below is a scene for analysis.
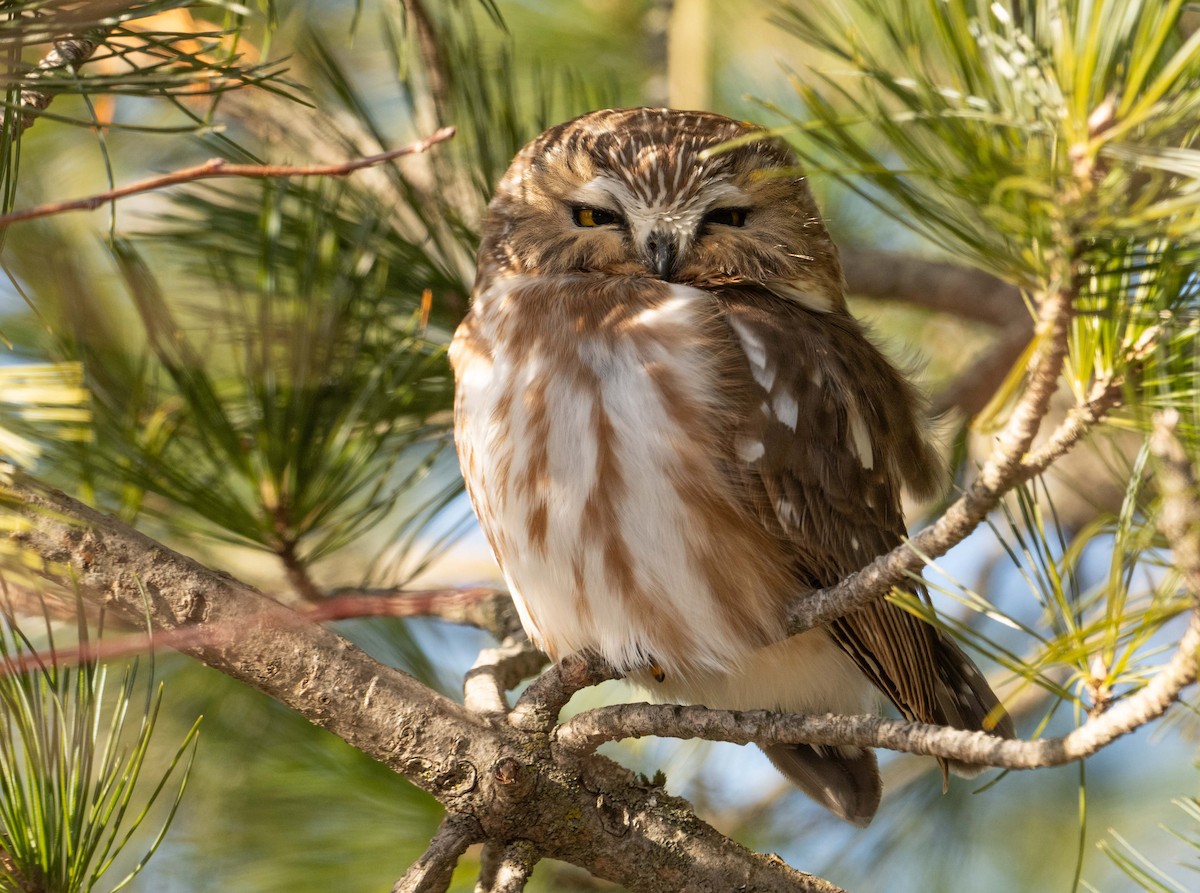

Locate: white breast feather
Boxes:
[458,277,755,674]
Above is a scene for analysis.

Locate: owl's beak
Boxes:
[645,231,679,281]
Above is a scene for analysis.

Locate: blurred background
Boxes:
[1,1,1197,891]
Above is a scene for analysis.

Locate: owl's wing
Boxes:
[714,285,1012,748]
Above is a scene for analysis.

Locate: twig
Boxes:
[0,584,518,676]
[393,814,482,893]
[0,126,457,227]
[1153,410,1200,594]
[464,638,547,716]
[786,281,1075,635]
[475,839,539,893]
[509,650,623,732]
[319,586,521,639]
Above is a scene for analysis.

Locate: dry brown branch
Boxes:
[0,584,515,677]
[475,839,539,893]
[840,248,1026,329]
[320,587,520,639]
[393,814,482,893]
[0,126,457,227]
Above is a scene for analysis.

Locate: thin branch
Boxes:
[0,585,516,676]
[319,587,521,639]
[1152,411,1200,596]
[393,814,482,893]
[555,410,1200,769]
[787,280,1075,635]
[0,126,457,227]
[400,0,451,125]
[475,839,539,893]
[464,638,546,716]
[552,638,1195,767]
[509,650,622,732]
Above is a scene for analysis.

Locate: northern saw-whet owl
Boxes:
[451,108,1013,826]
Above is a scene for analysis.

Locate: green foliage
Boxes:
[772,0,1200,284]
[0,600,198,893]
[1090,797,1200,892]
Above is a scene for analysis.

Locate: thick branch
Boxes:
[840,248,1026,329]
[1,474,845,893]
[0,127,456,227]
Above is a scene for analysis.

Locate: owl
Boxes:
[450,107,1013,826]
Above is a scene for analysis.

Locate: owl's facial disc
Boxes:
[567,175,751,282]
[477,108,846,307]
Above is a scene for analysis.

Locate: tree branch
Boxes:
[319,587,521,640]
[554,410,1200,770]
[1,473,848,893]
[464,638,546,716]
[509,650,622,732]
[787,280,1076,635]
[475,839,539,893]
[0,127,457,227]
[840,248,1027,329]
[393,814,482,893]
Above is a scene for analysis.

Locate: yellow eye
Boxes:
[702,208,748,228]
[573,207,619,227]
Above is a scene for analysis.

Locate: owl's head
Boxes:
[477,107,844,311]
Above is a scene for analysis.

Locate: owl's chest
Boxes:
[451,275,789,674]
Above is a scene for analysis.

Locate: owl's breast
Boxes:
[451,274,794,676]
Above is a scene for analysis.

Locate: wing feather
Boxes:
[714,285,980,741]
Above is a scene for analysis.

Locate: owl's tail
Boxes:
[760,743,881,828]
[932,631,1016,779]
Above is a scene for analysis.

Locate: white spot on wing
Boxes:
[771,390,799,431]
[768,280,837,313]
[847,405,875,469]
[738,438,765,462]
[728,317,768,371]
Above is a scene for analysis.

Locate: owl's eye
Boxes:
[573,207,621,227]
[702,207,749,228]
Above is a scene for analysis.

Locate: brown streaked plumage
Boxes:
[451,107,1013,826]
